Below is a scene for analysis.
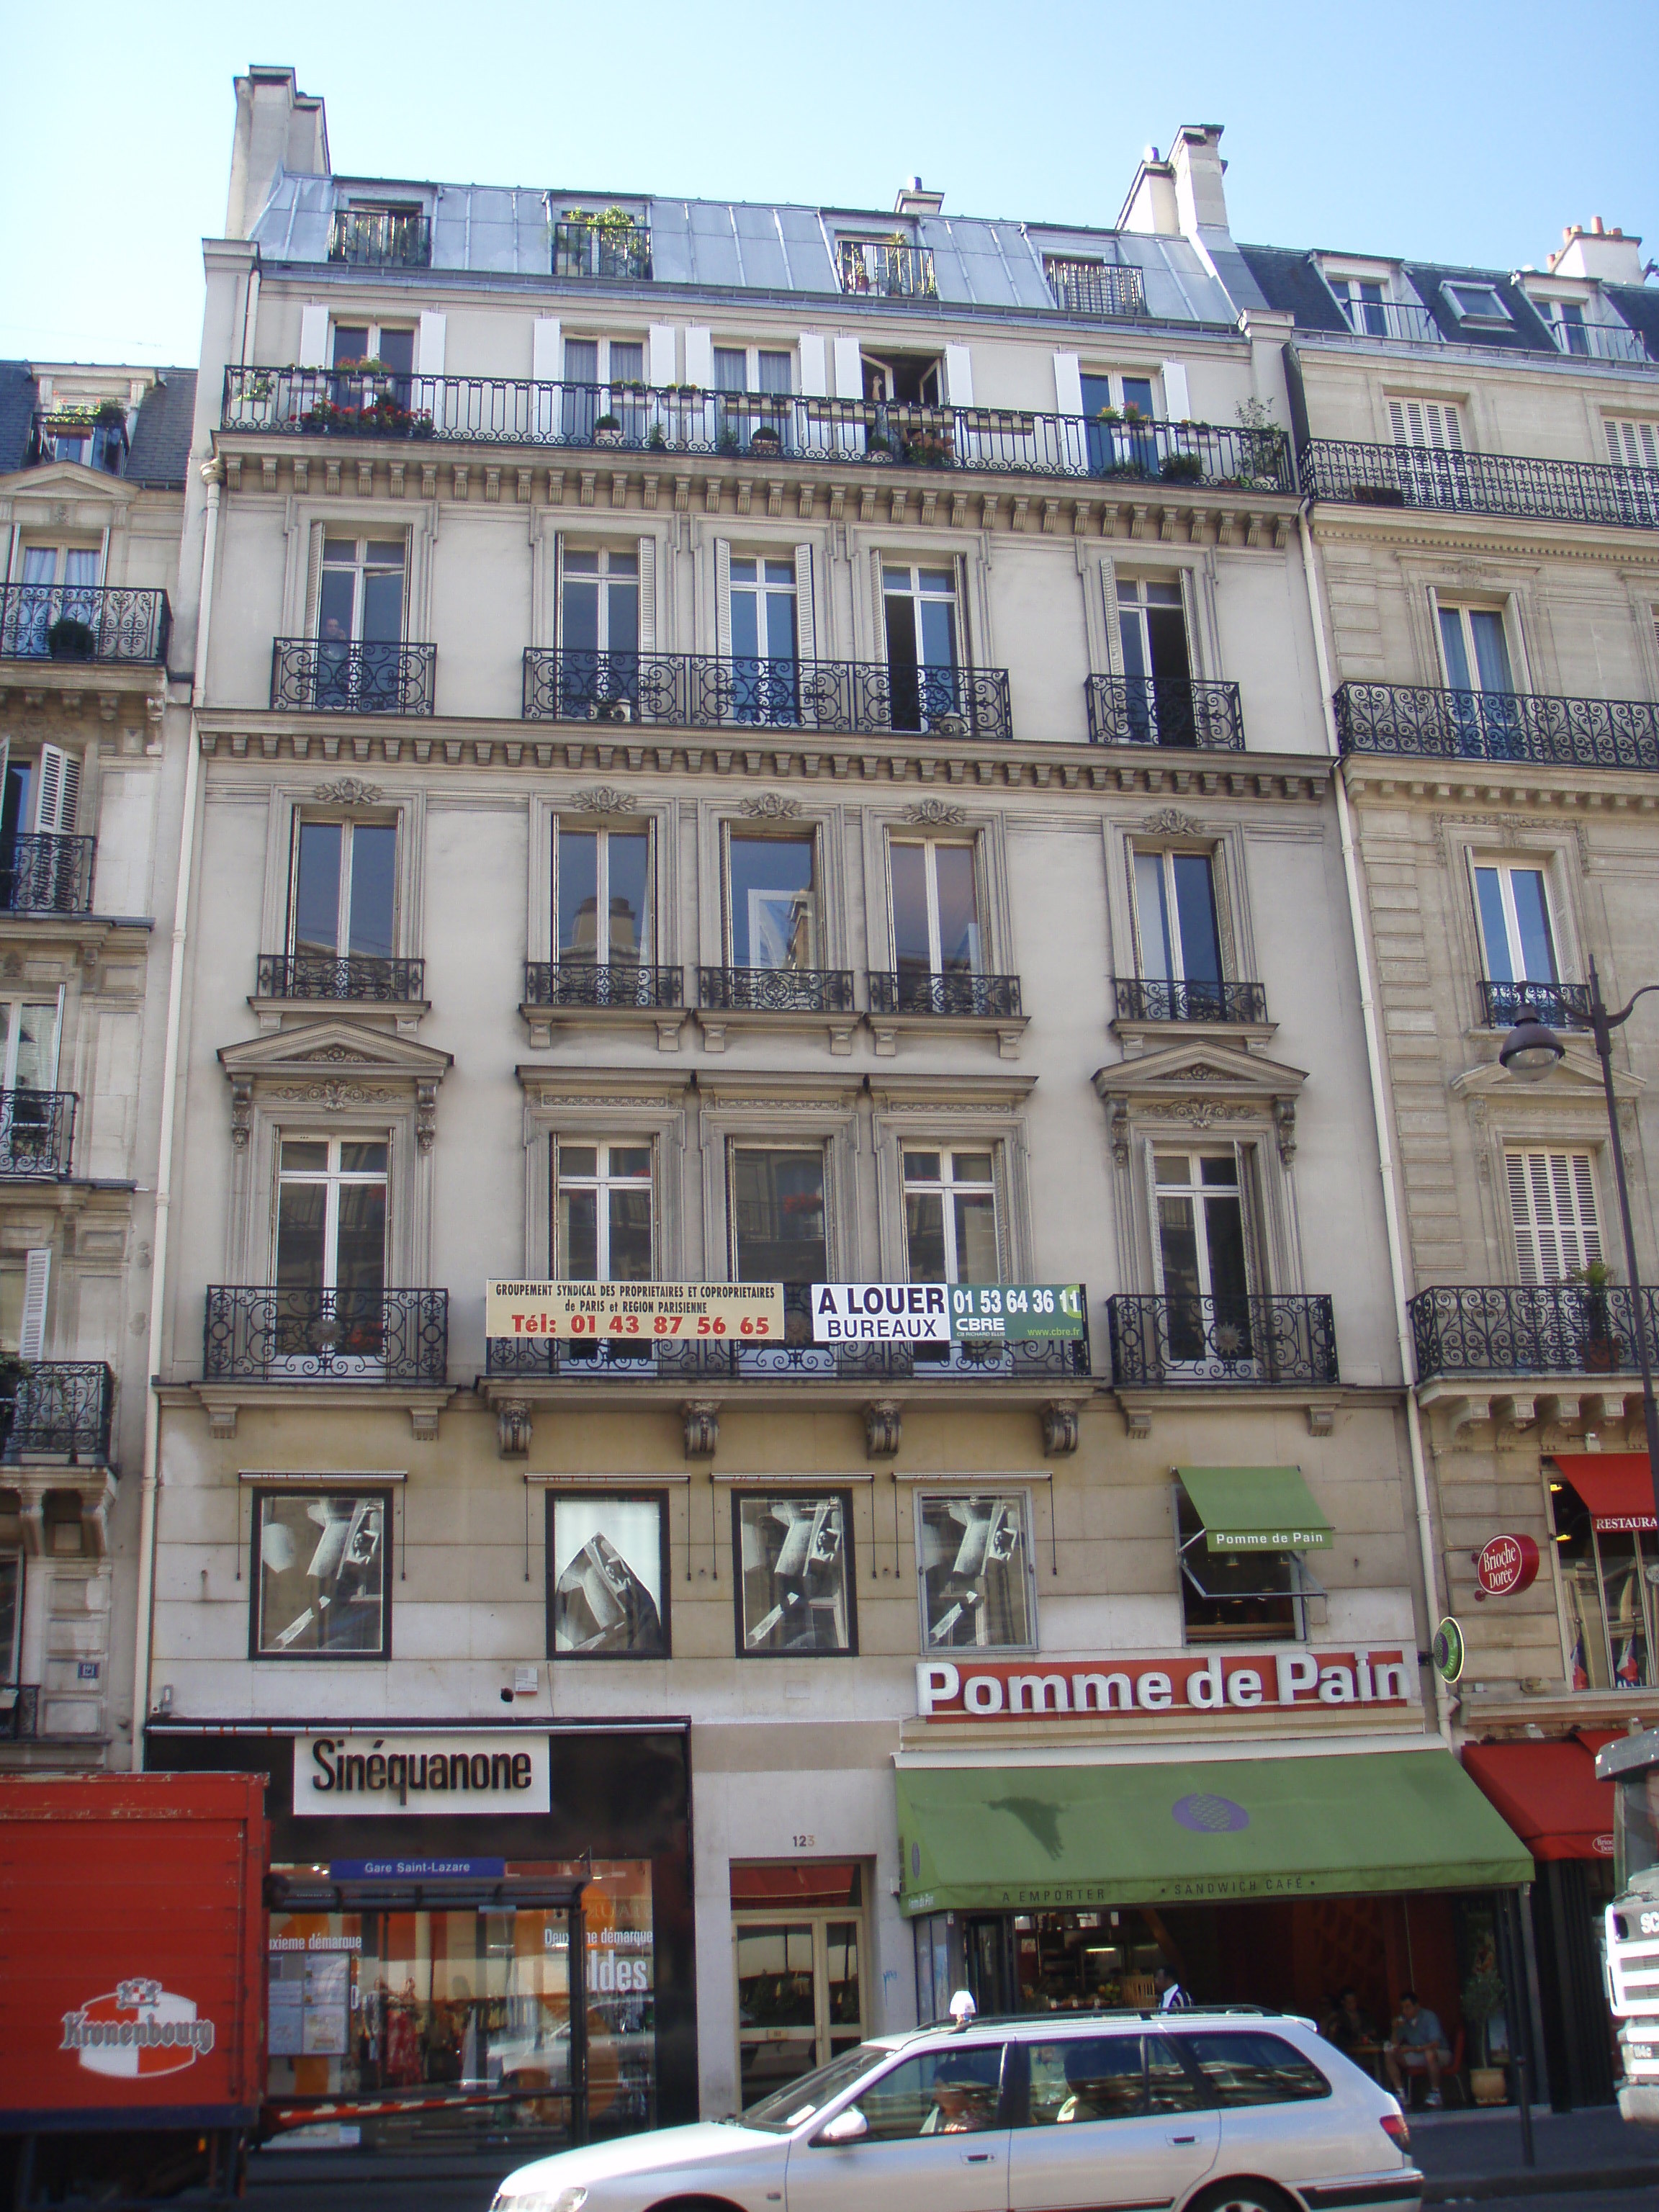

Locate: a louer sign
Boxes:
[917,1648,1416,1718]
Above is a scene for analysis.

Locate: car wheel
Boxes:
[1186,2182,1295,2212]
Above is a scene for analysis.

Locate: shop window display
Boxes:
[548,1494,668,1658]
[1551,1473,1655,1689]
[1177,1482,1307,1646]
[253,1491,388,1658]
[734,1493,854,1655]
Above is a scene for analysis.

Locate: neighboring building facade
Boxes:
[1256,217,1659,2105]
[0,359,194,1767]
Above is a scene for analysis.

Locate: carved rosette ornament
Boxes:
[314,778,384,806]
[738,793,802,819]
[570,786,637,814]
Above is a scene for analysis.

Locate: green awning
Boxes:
[896,1749,1534,1916]
[1179,1465,1333,1551]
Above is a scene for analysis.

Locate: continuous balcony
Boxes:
[867,971,1022,1019]
[1115,979,1268,1024]
[270,639,436,716]
[523,649,1015,742]
[202,1287,449,1385]
[1339,300,1444,344]
[0,583,171,665]
[1411,1284,1659,1384]
[837,240,935,299]
[1107,1293,1339,1388]
[0,837,94,917]
[1334,681,1659,771]
[328,210,431,268]
[1553,322,1647,364]
[552,219,651,280]
[1043,258,1147,319]
[3,1363,114,1465]
[221,370,1295,494]
[1478,981,1593,1030]
[525,961,683,1011]
[1301,439,1659,531]
[1085,674,1244,750]
[0,1092,76,1179]
[256,953,426,1003]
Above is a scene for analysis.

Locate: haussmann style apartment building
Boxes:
[38,62,1659,2141]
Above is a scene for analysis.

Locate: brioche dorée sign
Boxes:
[1475,1534,1540,1598]
[917,1648,1416,1720]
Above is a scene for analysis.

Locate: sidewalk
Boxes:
[1413,2103,1659,2200]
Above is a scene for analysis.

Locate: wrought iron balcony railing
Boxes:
[1411,1283,1659,1380]
[0,583,171,665]
[1553,320,1647,364]
[1043,258,1147,319]
[524,961,683,1011]
[867,971,1023,1018]
[1,1686,40,1741]
[0,1092,76,1179]
[1300,438,1659,531]
[270,638,436,716]
[836,239,935,299]
[28,409,129,475]
[552,220,652,280]
[699,967,855,1016]
[487,1282,1090,1385]
[1115,979,1269,1024]
[3,1363,114,1463]
[523,648,1015,741]
[0,836,94,917]
[1334,680,1659,772]
[1107,1292,1340,1387]
[1086,673,1245,750]
[256,953,426,1002]
[1479,980,1594,1030]
[1339,300,1444,344]
[222,371,1295,493]
[202,1287,449,1385]
[328,210,431,268]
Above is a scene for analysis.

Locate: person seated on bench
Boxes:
[1384,1990,1451,2108]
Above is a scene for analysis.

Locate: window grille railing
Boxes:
[1334,681,1659,771]
[1107,1293,1339,1386]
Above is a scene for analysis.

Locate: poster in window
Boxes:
[549,1495,667,1657]
[735,1493,853,1655]
[256,1493,387,1658]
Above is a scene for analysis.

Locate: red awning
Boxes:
[1462,1740,1615,1861]
[1550,1453,1657,1532]
[729,1862,860,1909]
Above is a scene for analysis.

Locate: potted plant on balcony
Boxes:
[1569,1259,1624,1370]
[594,413,624,446]
[48,615,96,662]
[95,400,128,428]
[903,431,953,467]
[1160,451,1204,483]
[750,423,782,456]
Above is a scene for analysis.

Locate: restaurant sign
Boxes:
[1474,1534,1540,1598]
[486,1280,783,1342]
[917,1647,1416,1719]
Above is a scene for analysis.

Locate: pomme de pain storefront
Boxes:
[146,1720,693,2148]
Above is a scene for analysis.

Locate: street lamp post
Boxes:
[1498,958,1659,1530]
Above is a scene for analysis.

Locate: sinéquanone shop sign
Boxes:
[294,1732,552,1815]
[917,1649,1416,1719]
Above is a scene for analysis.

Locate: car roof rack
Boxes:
[910,2002,1288,2032]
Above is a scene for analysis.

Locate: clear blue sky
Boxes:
[3,0,1655,367]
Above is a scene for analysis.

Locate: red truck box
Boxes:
[0,1772,267,2134]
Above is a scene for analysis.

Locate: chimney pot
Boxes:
[1145,145,1160,163]
[1593,215,1605,233]
[909,175,922,192]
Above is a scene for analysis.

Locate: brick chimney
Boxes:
[225,66,330,240]
[1547,217,1645,286]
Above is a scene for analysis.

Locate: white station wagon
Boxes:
[490,2004,1421,2212]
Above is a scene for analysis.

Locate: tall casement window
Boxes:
[890,841,981,994]
[902,1149,998,1287]
[315,536,405,711]
[726,831,819,974]
[1506,1150,1600,1284]
[558,546,640,717]
[1134,848,1224,1018]
[1437,603,1514,698]
[1154,1149,1254,1370]
[253,1490,390,1658]
[274,1137,388,1364]
[0,994,64,1172]
[290,818,396,984]
[1335,277,1389,336]
[1082,370,1159,476]
[331,323,415,378]
[1473,860,1561,1026]
[1115,580,1197,745]
[1552,1473,1655,1691]
[556,822,652,973]
[555,1142,652,1281]
[730,1148,827,1285]
[730,557,800,721]
[560,336,645,441]
[882,562,958,732]
[734,1493,855,1657]
[916,1493,1034,1650]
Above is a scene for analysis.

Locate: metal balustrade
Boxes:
[328,210,431,267]
[1339,300,1444,344]
[0,583,170,665]
[552,220,651,279]
[1085,673,1245,749]
[836,240,935,298]
[523,648,1014,740]
[1107,1292,1339,1387]
[1478,981,1593,1030]
[222,369,1295,493]
[202,1287,449,1384]
[1411,1283,1659,1380]
[1553,321,1647,364]
[1043,258,1147,318]
[0,836,94,916]
[1302,438,1659,530]
[3,1363,114,1462]
[0,1091,76,1179]
[256,954,426,1002]
[270,638,436,716]
[1115,979,1268,1024]
[1334,680,1659,771]
[698,967,855,1016]
[867,971,1022,1018]
[524,962,683,1011]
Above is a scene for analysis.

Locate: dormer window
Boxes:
[1442,281,1510,328]
[329,202,431,269]
[1043,257,1146,320]
[836,236,935,301]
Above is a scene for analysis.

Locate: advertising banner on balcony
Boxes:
[486,1280,784,1343]
[950,1283,1085,1342]
[809,1282,1084,1343]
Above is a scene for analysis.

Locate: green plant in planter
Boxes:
[1160,451,1205,484]
[716,427,740,455]
[647,424,668,450]
[1094,405,1123,425]
[1460,1964,1508,2071]
[1569,1259,1624,1369]
[594,413,621,433]
[48,616,96,661]
[95,400,128,427]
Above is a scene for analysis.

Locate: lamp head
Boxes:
[1498,1010,1565,1082]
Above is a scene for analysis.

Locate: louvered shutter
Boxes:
[1052,351,1084,418]
[1159,361,1192,423]
[798,334,828,397]
[298,305,329,369]
[1605,418,1659,471]
[793,544,816,661]
[304,521,325,637]
[869,548,888,657]
[714,539,732,659]
[531,318,561,382]
[684,327,714,390]
[832,335,863,403]
[637,536,657,654]
[416,312,446,377]
[34,745,79,835]
[1388,397,1462,449]
[1506,1148,1601,1283]
[19,1248,50,1361]
[1143,1143,1167,1294]
[1099,555,1123,675]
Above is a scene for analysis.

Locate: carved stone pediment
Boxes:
[1451,1050,1641,1102]
[219,1018,454,1087]
[1094,1042,1308,1166]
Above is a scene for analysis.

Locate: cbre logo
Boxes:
[60,1978,216,2078]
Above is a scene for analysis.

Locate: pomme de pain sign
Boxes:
[487,1280,783,1341]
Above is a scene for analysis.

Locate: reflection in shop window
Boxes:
[1552,1475,1655,1689]
[1177,1482,1308,1647]
[734,1493,853,1655]
[548,1493,668,1658]
[917,1493,1033,1651]
[253,1491,388,1658]
[732,1861,866,2110]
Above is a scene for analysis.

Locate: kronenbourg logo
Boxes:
[60,1977,216,2077]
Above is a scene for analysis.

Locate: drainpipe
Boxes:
[130,461,219,1768]
[1296,502,1451,1743]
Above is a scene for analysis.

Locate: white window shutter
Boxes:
[869,548,888,656]
[19,1248,50,1362]
[416,312,446,377]
[1506,1148,1601,1282]
[1143,1143,1166,1294]
[1099,556,1123,674]
[648,325,676,387]
[793,544,817,660]
[298,305,329,369]
[305,521,325,636]
[34,745,76,834]
[1177,568,1202,678]
[685,326,714,390]
[798,333,828,397]
[1160,361,1191,423]
[714,539,732,660]
[532,317,562,383]
[1391,397,1462,450]
[1606,417,1659,470]
[832,335,863,403]
[637,536,657,654]
[943,345,974,407]
[1052,351,1084,418]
